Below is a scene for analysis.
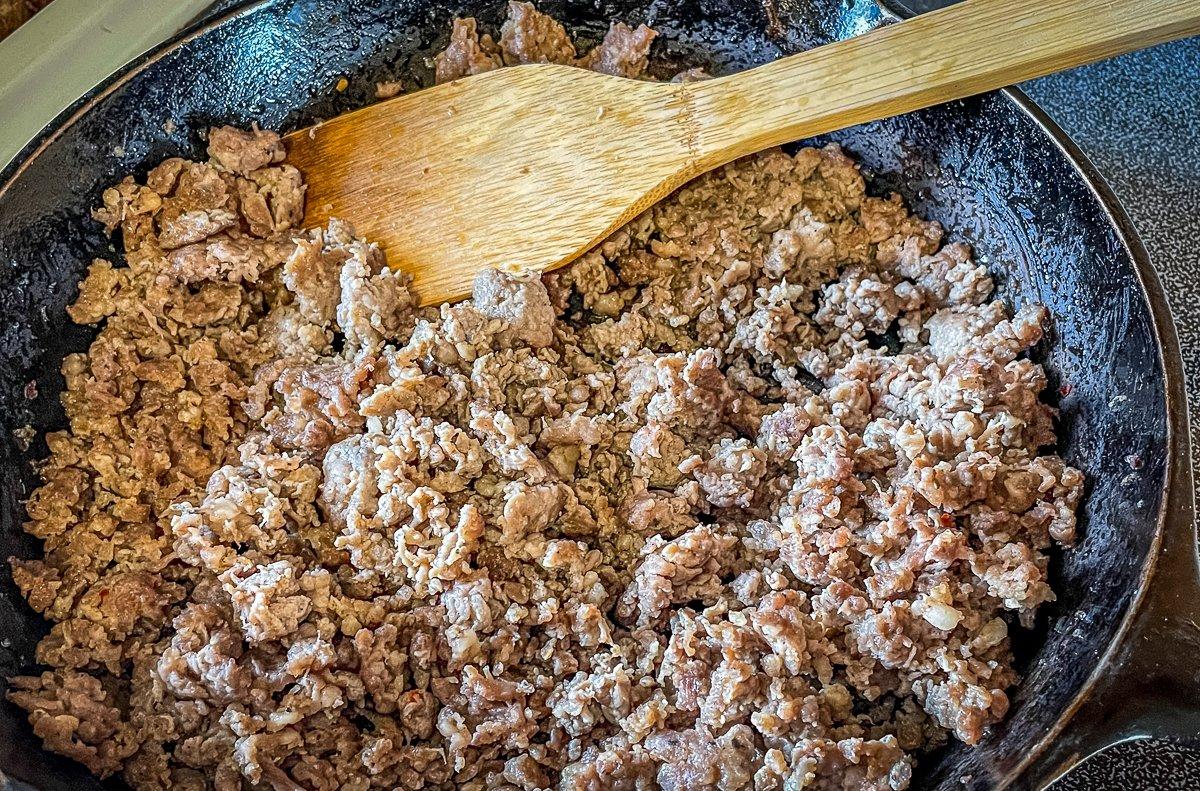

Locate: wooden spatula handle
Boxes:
[685,0,1200,171]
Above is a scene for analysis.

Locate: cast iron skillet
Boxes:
[0,0,1196,788]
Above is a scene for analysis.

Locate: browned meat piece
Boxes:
[897,240,992,308]
[561,742,659,789]
[679,437,768,508]
[756,402,814,460]
[207,124,286,175]
[166,233,274,284]
[236,164,305,237]
[154,162,239,250]
[253,355,378,453]
[438,665,538,761]
[471,268,555,348]
[616,525,738,627]
[156,206,237,250]
[499,1,576,65]
[578,22,657,78]
[170,450,324,575]
[620,348,742,437]
[914,677,1009,745]
[70,570,181,641]
[764,736,913,790]
[335,235,416,354]
[220,559,320,644]
[145,157,186,194]
[67,259,125,324]
[156,603,249,702]
[282,235,341,325]
[434,17,502,83]
[7,671,136,777]
[628,422,690,487]
[91,177,162,246]
[644,727,759,790]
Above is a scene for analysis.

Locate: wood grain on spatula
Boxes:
[284,0,1200,307]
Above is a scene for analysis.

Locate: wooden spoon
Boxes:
[285,0,1200,306]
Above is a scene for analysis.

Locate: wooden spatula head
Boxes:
[286,66,689,306]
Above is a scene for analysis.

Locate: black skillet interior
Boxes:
[0,0,1169,788]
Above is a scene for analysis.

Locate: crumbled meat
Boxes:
[616,525,738,627]
[680,437,768,508]
[251,354,378,452]
[472,268,555,348]
[336,236,416,354]
[577,22,657,78]
[236,164,305,237]
[10,5,1080,790]
[207,125,286,175]
[8,671,137,776]
[498,1,576,65]
[434,17,503,83]
[220,560,324,644]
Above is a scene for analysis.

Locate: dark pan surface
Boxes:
[0,1,1170,788]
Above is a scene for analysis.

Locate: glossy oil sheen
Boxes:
[0,0,1170,789]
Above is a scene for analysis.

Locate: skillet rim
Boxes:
[954,85,1189,788]
[0,1,1187,788]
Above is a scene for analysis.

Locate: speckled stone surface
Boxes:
[1023,37,1200,790]
[1054,738,1200,789]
